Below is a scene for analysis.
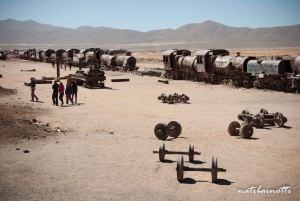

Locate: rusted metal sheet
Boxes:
[232,56,251,71]
[55,49,65,58]
[294,56,300,74]
[50,53,56,60]
[115,56,136,71]
[101,54,116,66]
[85,51,103,62]
[162,49,191,71]
[41,49,55,60]
[182,56,197,73]
[247,60,292,74]
[0,51,7,60]
[214,55,233,69]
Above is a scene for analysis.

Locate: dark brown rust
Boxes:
[21,69,36,72]
[154,121,182,140]
[176,156,226,183]
[158,80,169,84]
[111,79,130,82]
[153,143,200,162]
[227,121,254,139]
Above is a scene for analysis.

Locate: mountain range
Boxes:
[0,19,299,50]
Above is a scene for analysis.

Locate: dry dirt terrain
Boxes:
[0,51,300,201]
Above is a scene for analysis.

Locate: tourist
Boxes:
[71,81,78,104]
[59,82,65,106]
[30,77,38,101]
[52,81,59,106]
[65,82,73,105]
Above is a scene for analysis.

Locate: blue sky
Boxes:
[0,0,299,32]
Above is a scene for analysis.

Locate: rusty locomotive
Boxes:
[16,47,135,71]
[162,49,300,93]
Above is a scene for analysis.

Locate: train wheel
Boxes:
[227,79,234,87]
[234,81,239,88]
[276,83,283,91]
[253,81,259,88]
[297,85,300,94]
[269,83,275,90]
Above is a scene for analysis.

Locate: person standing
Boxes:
[52,81,59,106]
[52,60,55,68]
[71,81,78,104]
[64,62,67,71]
[65,83,73,105]
[59,82,65,106]
[68,62,72,70]
[30,77,39,101]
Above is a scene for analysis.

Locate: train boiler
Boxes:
[62,49,80,63]
[100,54,117,71]
[41,49,55,62]
[115,52,136,71]
[162,49,191,79]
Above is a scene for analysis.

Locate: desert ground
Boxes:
[0,50,300,201]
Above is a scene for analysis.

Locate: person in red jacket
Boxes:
[58,82,65,106]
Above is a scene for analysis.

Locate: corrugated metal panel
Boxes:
[247,60,283,74]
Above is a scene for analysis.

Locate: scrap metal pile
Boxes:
[158,93,189,104]
[68,68,106,89]
[228,108,287,139]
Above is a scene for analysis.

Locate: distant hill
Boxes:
[0,19,299,49]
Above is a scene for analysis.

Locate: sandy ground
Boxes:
[0,54,300,201]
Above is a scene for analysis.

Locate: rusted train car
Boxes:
[162,49,300,93]
[0,51,7,60]
[101,54,117,70]
[62,49,80,62]
[41,49,55,62]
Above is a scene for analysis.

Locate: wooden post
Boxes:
[56,58,60,78]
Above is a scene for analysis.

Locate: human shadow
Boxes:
[281,125,292,129]
[73,103,85,106]
[35,100,45,103]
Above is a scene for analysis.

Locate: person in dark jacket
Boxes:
[71,81,78,104]
[30,77,38,101]
[65,83,73,104]
[68,62,72,70]
[52,81,59,106]
[52,60,55,68]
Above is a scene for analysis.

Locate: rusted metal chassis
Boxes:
[70,74,106,88]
